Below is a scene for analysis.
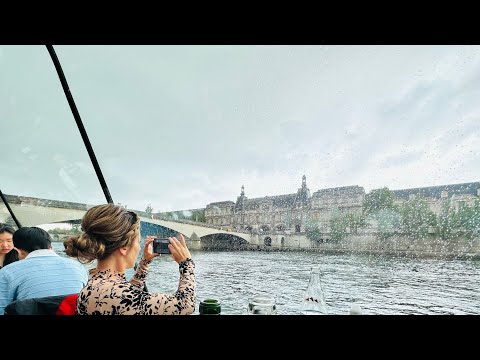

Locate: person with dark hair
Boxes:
[0,224,19,269]
[0,226,88,314]
[64,203,196,315]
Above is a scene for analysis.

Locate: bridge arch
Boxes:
[200,233,249,250]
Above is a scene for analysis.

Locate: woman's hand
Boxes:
[168,234,192,263]
[141,236,160,261]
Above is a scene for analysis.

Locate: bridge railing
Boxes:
[136,213,250,234]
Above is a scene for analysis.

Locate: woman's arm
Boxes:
[127,234,195,314]
[129,236,159,289]
[129,258,152,288]
[141,258,196,315]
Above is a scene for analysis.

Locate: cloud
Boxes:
[1,45,479,212]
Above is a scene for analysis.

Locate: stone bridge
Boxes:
[0,194,251,247]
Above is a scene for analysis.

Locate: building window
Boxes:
[295,225,301,233]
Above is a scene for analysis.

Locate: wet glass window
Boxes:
[1,45,479,314]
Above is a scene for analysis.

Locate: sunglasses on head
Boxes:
[126,211,139,223]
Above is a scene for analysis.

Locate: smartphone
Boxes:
[152,238,171,254]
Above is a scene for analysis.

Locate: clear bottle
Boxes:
[349,304,362,315]
[248,294,277,315]
[301,267,328,315]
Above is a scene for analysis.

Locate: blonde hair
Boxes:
[64,204,140,262]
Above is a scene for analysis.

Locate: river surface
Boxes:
[52,242,480,315]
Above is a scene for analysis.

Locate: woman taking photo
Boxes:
[64,204,196,315]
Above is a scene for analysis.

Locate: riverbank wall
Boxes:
[52,232,480,260]
[196,233,480,260]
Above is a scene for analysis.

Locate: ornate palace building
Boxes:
[205,175,365,233]
[204,176,480,234]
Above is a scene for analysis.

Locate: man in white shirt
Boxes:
[0,226,88,314]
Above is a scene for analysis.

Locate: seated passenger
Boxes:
[0,227,88,314]
[0,224,19,269]
[64,203,196,315]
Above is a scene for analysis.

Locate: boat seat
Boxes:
[4,293,79,315]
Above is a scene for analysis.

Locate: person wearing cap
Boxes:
[0,226,88,315]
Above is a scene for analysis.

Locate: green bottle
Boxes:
[199,299,221,315]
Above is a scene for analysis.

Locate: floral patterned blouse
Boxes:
[76,258,196,315]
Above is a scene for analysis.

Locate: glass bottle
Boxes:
[248,294,277,315]
[300,267,328,315]
[349,304,362,315]
[199,299,221,315]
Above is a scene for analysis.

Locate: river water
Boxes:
[52,243,480,315]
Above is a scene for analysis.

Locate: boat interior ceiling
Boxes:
[0,46,157,228]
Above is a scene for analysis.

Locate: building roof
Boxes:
[206,201,235,208]
[204,182,479,213]
[272,194,299,209]
[392,182,480,200]
[231,193,300,211]
[312,185,365,197]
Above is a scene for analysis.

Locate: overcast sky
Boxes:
[1,45,479,212]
